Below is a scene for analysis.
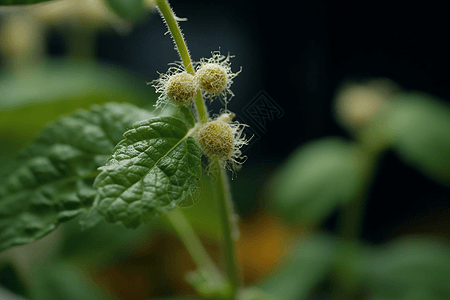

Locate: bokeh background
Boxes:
[144,0,450,245]
[1,0,450,299]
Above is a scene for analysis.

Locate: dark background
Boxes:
[48,0,450,244]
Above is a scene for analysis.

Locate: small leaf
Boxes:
[93,116,202,229]
[103,0,145,20]
[0,103,155,252]
[270,138,360,224]
[386,93,450,186]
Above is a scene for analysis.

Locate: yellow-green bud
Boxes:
[166,72,197,106]
[195,63,227,95]
[194,51,241,105]
[197,119,234,159]
[195,113,250,171]
[152,67,197,108]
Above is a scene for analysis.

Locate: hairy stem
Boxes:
[155,0,208,123]
[212,159,241,299]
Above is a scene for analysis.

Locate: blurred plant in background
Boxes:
[265,78,450,300]
[0,1,450,300]
[0,0,157,161]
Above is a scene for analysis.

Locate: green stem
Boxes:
[212,159,241,299]
[194,89,209,124]
[166,208,225,282]
[331,145,381,300]
[342,147,379,241]
[155,0,193,73]
[155,0,208,123]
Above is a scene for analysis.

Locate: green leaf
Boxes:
[93,116,202,229]
[30,261,114,300]
[386,93,450,186]
[0,103,155,252]
[258,234,336,300]
[103,0,145,20]
[270,138,360,224]
[360,237,450,300]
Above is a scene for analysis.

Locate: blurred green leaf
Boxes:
[0,59,157,153]
[386,93,450,186]
[0,0,53,5]
[30,261,115,300]
[360,236,450,300]
[103,0,145,20]
[93,116,202,229]
[270,138,360,224]
[0,103,155,252]
[258,234,336,300]
[60,214,155,267]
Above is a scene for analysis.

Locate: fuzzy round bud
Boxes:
[196,63,227,94]
[165,72,196,105]
[196,112,250,172]
[194,51,241,105]
[152,67,197,108]
[197,120,234,159]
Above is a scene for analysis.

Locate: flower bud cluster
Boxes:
[152,50,249,170]
[152,51,241,109]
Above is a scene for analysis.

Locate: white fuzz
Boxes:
[151,64,197,108]
[195,50,242,106]
[196,112,250,172]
